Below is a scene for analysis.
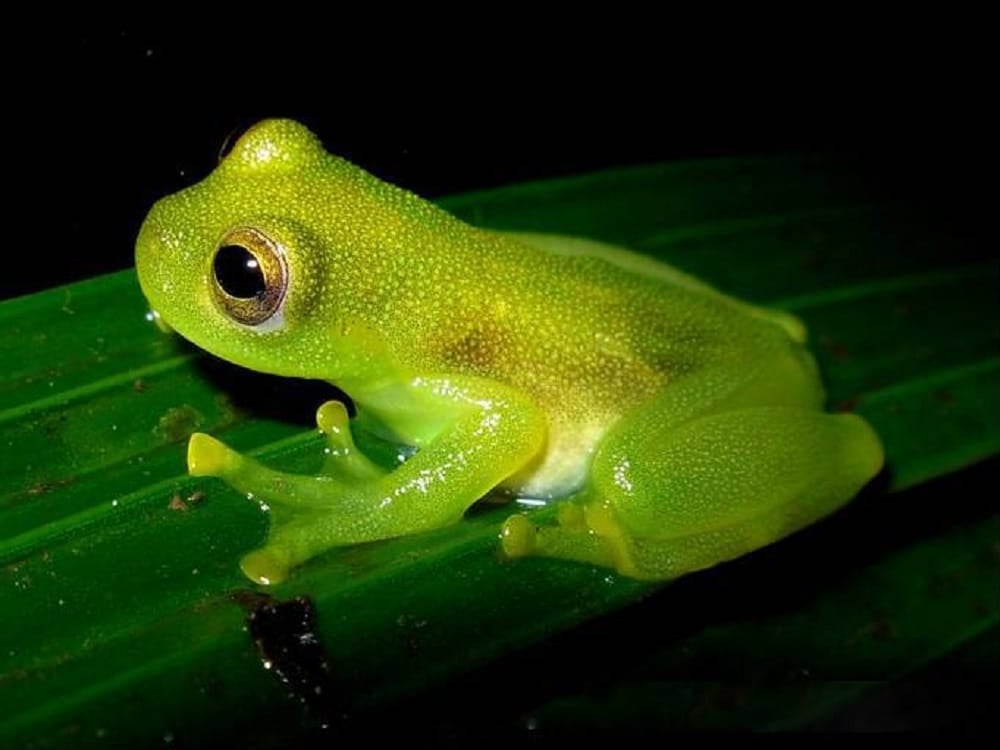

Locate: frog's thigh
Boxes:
[598,403,883,578]
[507,404,882,580]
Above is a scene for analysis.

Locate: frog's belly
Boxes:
[501,420,608,500]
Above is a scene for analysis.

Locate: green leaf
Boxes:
[2,155,997,744]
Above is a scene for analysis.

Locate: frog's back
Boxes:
[507,232,807,343]
[424,230,807,427]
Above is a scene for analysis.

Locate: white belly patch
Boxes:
[502,421,608,500]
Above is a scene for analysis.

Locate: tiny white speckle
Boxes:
[612,457,634,493]
[58,598,65,606]
[145,48,153,57]
[112,424,118,431]
[259,502,270,512]
[48,381,54,388]
[9,650,15,657]
[111,499,119,507]
[253,142,279,163]
[191,568,199,575]
[262,659,273,670]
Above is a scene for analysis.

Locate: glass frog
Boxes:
[135,119,883,585]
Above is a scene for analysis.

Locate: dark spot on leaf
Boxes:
[39,412,69,441]
[154,405,205,444]
[934,389,955,405]
[238,594,347,728]
[133,378,147,393]
[26,477,73,496]
[167,495,188,512]
[212,392,247,427]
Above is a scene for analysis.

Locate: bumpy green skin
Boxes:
[135,119,884,585]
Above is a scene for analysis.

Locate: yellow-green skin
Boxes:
[135,119,884,585]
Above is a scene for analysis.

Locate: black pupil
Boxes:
[214,245,266,299]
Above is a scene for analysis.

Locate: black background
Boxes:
[3,21,990,300]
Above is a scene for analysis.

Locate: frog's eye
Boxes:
[211,227,287,327]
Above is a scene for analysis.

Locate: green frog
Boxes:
[135,119,883,585]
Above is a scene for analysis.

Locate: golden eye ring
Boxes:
[210,227,287,327]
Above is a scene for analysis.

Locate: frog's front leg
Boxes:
[188,376,546,584]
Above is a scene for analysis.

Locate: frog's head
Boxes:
[135,119,404,383]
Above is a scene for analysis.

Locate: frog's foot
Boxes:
[500,500,636,576]
[500,497,586,558]
[500,514,536,557]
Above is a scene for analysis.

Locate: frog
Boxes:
[134,118,884,586]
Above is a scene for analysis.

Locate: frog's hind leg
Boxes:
[501,499,630,573]
[502,369,884,580]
